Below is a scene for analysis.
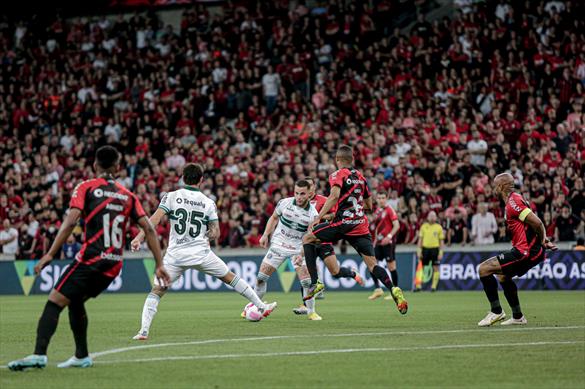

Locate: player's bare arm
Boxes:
[259,211,279,248]
[207,220,220,241]
[363,196,373,212]
[34,208,82,275]
[380,219,400,246]
[131,207,167,251]
[524,212,558,251]
[137,215,170,287]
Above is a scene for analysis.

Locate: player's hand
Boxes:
[130,237,142,252]
[544,240,558,251]
[380,236,392,246]
[308,220,318,232]
[259,235,269,249]
[34,254,53,275]
[155,266,171,287]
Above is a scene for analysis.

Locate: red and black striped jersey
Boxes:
[371,205,399,243]
[70,177,146,271]
[328,167,371,236]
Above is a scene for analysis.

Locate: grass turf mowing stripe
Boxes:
[93,340,584,365]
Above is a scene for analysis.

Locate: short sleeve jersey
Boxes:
[158,186,218,264]
[70,177,146,266]
[328,167,371,235]
[271,197,318,252]
[505,192,537,254]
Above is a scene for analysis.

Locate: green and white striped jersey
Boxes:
[271,197,318,252]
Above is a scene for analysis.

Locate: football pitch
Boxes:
[1,291,584,388]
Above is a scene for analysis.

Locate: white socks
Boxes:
[253,272,270,301]
[231,275,266,310]
[140,292,161,334]
[301,278,315,314]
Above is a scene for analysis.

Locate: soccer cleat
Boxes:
[413,288,422,293]
[57,356,93,368]
[132,331,148,340]
[478,311,506,327]
[352,268,365,286]
[390,287,408,315]
[368,288,384,300]
[303,281,325,301]
[7,355,47,371]
[293,304,309,315]
[500,316,527,326]
[260,302,277,318]
[308,312,322,321]
[383,294,394,301]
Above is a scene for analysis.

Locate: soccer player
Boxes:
[8,146,170,371]
[132,164,277,339]
[253,179,322,320]
[477,173,557,326]
[369,191,400,300]
[302,145,408,314]
[293,178,365,315]
[414,211,444,292]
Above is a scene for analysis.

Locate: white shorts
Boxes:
[154,251,230,287]
[262,246,304,270]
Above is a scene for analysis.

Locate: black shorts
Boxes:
[312,221,375,257]
[422,248,440,266]
[375,243,396,262]
[316,243,335,260]
[54,260,117,301]
[498,246,545,278]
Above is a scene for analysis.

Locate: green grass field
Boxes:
[1,291,584,388]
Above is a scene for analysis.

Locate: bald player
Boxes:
[477,173,557,327]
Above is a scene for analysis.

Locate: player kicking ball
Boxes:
[249,179,323,320]
[302,145,408,315]
[8,146,171,371]
[131,164,276,340]
[477,173,557,327]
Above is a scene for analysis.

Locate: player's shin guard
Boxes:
[68,301,88,358]
[332,267,355,279]
[480,275,502,314]
[371,265,394,290]
[233,275,265,309]
[500,279,522,319]
[34,301,64,355]
[254,272,269,300]
[303,243,319,284]
[140,292,160,334]
[300,278,315,314]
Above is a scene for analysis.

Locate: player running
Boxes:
[293,178,365,315]
[477,173,557,326]
[369,191,400,300]
[8,146,171,371]
[302,145,408,314]
[251,179,322,320]
[132,164,277,339]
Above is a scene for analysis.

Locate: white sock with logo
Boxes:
[231,275,266,310]
[301,278,315,314]
[140,293,160,334]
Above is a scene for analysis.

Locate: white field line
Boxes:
[94,340,585,365]
[1,325,583,369]
[90,325,585,359]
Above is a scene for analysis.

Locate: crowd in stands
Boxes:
[0,0,584,258]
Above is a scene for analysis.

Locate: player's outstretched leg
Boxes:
[498,276,527,325]
[8,291,68,371]
[133,288,166,340]
[369,263,384,300]
[58,300,93,368]
[323,254,365,286]
[363,255,407,314]
[477,257,506,326]
[224,272,277,319]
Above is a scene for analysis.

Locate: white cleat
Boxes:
[132,331,148,340]
[57,356,93,368]
[478,311,506,327]
[501,316,527,326]
[260,302,277,318]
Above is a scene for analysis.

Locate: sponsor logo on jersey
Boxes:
[101,252,123,261]
[106,203,124,211]
[94,189,129,201]
[177,198,207,208]
[342,218,365,225]
[345,178,364,185]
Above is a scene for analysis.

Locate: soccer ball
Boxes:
[244,303,263,322]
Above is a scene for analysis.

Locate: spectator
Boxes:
[555,205,582,242]
[0,219,19,258]
[470,203,498,245]
[447,208,468,246]
[61,235,81,261]
[574,238,585,251]
[262,65,280,115]
[467,130,488,167]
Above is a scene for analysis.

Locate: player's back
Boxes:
[70,177,145,264]
[159,187,218,263]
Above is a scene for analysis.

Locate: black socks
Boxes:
[69,301,89,358]
[303,243,319,284]
[500,279,523,319]
[371,265,394,290]
[34,301,64,355]
[480,275,502,314]
[332,267,355,279]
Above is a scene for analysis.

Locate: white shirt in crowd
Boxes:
[0,227,19,255]
[467,139,488,166]
[262,73,280,97]
[471,211,498,245]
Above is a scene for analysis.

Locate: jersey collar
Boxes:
[293,199,311,211]
[184,185,200,192]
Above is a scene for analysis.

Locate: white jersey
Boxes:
[158,186,218,265]
[270,197,318,252]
